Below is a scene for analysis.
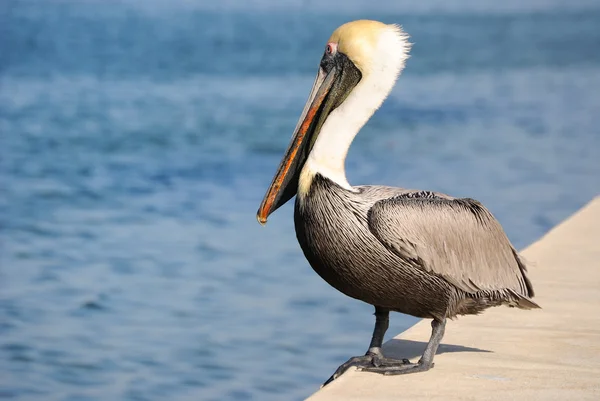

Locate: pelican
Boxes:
[256,20,539,385]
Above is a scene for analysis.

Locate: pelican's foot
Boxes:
[359,360,434,375]
[322,348,412,386]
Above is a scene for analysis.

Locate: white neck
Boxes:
[302,81,382,190]
[299,26,409,194]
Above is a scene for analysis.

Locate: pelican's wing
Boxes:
[367,193,535,298]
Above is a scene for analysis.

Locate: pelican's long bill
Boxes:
[256,50,362,224]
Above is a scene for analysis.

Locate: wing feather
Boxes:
[367,194,534,297]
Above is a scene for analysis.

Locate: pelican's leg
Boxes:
[322,307,412,386]
[360,318,446,375]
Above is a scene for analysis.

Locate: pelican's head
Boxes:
[257,20,411,224]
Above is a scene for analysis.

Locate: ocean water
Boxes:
[1,1,599,400]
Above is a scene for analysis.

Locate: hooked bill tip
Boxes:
[256,213,268,226]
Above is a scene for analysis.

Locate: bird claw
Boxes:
[322,355,371,387]
[358,357,412,369]
[361,361,434,375]
[322,354,414,386]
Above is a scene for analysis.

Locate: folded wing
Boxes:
[367,194,534,298]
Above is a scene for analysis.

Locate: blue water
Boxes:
[1,1,599,400]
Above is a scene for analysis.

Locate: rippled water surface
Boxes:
[1,1,600,400]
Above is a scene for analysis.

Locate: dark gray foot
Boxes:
[322,348,412,386]
[359,360,434,375]
[359,318,445,377]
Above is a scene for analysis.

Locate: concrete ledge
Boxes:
[307,196,600,401]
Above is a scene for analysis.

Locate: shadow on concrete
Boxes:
[382,339,492,360]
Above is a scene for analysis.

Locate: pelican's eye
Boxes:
[325,43,337,56]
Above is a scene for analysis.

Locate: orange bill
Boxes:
[256,69,336,224]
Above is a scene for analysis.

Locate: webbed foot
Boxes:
[322,348,412,386]
[359,359,434,375]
